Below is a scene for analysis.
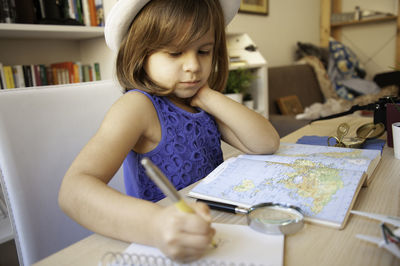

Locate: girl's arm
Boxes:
[191,86,280,154]
[58,91,214,262]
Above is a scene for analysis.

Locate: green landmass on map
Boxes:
[232,159,344,215]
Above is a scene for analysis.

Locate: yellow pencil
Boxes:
[141,157,217,248]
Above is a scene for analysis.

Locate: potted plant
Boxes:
[224,68,256,104]
[243,93,254,109]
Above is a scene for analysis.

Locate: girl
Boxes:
[58,0,279,262]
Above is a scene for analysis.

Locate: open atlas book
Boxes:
[188,143,381,229]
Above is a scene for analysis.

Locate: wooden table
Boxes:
[34,115,400,266]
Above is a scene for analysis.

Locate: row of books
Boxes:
[0,0,104,27]
[0,62,101,89]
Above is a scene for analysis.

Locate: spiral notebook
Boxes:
[99,223,284,266]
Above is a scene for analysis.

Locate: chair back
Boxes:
[0,80,125,265]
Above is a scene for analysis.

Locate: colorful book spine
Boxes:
[81,0,90,26]
[0,63,6,89]
[74,0,83,25]
[94,0,103,26]
[13,65,25,88]
[94,62,101,80]
[3,65,15,89]
[87,0,97,26]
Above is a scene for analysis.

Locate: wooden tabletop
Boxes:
[34,115,400,266]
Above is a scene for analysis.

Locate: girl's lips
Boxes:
[181,80,201,85]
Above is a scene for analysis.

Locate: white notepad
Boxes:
[100,223,284,266]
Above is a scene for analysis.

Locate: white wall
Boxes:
[227,0,321,68]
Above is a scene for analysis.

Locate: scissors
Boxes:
[351,210,400,258]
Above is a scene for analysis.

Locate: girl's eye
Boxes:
[168,52,182,57]
[198,49,211,55]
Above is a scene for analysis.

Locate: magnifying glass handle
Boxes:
[197,199,239,214]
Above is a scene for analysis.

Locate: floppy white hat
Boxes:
[104,0,241,52]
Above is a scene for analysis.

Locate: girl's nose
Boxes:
[182,53,201,73]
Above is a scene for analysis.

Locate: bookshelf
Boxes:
[0,0,117,82]
[0,25,111,83]
[320,0,400,62]
[0,26,268,117]
[227,33,268,118]
[0,23,104,39]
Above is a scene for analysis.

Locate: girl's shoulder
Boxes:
[106,89,157,122]
[117,90,154,110]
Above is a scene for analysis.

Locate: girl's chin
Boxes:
[173,87,200,98]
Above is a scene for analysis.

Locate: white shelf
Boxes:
[227,33,267,70]
[0,23,104,40]
[226,33,268,118]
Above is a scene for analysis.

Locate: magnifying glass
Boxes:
[197,199,304,235]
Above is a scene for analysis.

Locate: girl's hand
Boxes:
[190,83,214,109]
[189,82,280,155]
[150,202,215,262]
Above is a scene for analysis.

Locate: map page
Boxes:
[189,143,381,229]
[240,143,381,184]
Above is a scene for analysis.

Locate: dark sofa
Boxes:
[267,61,399,137]
[268,64,324,137]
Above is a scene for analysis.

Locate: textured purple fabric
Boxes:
[123,90,223,202]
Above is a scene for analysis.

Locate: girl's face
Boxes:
[144,29,214,99]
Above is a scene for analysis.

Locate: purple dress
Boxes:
[123,90,224,202]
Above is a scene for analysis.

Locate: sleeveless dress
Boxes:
[123,90,224,202]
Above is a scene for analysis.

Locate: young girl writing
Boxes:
[59,0,279,262]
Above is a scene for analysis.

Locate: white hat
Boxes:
[105,0,241,52]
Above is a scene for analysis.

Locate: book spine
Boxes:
[81,0,90,26]
[22,65,33,87]
[94,62,101,80]
[87,0,96,26]
[46,66,53,85]
[82,64,90,82]
[51,66,58,85]
[42,0,62,21]
[7,0,16,23]
[94,0,103,26]
[3,65,15,88]
[30,64,37,86]
[0,0,12,23]
[67,0,75,19]
[14,0,36,23]
[67,62,75,83]
[75,62,84,82]
[32,64,41,86]
[88,65,93,81]
[62,68,69,84]
[0,63,7,89]
[38,64,47,85]
[13,65,25,88]
[73,63,80,83]
[37,0,46,19]
[74,0,83,24]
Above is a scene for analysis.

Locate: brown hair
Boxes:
[116,0,229,95]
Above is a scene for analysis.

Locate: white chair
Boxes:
[0,80,126,265]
